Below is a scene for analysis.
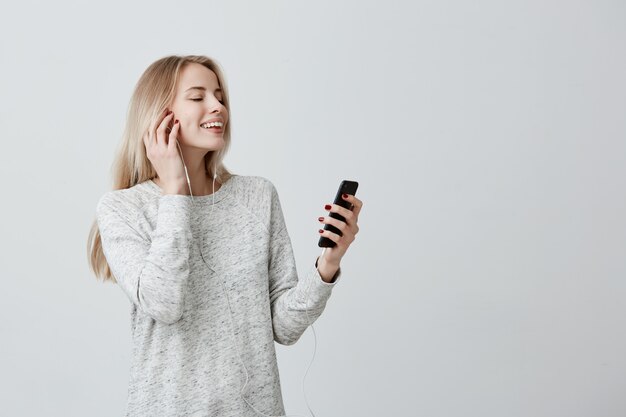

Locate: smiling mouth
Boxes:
[201,126,224,133]
[200,121,224,129]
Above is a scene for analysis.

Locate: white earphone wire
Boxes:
[175,144,318,417]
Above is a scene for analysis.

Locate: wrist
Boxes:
[316,256,340,283]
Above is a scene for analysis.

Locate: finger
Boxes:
[168,119,180,151]
[150,108,169,138]
[165,116,174,135]
[339,194,355,212]
[318,215,347,233]
[341,194,363,217]
[318,228,342,244]
[325,203,355,224]
[156,112,174,146]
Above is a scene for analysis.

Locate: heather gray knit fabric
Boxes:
[96,174,341,417]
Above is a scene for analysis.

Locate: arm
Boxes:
[266,183,341,346]
[96,193,193,325]
[316,254,341,283]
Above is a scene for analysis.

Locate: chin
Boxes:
[183,136,225,151]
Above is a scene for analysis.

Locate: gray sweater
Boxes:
[96,175,341,416]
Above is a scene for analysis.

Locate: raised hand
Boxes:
[142,108,187,195]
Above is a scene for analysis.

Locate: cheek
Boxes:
[172,105,194,121]
[179,114,198,128]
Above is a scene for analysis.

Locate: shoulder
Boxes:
[229,174,276,193]
[228,174,280,203]
[96,180,158,222]
[227,174,285,232]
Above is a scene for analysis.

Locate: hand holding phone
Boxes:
[318,180,359,248]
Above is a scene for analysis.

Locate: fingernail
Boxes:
[318,229,324,233]
[175,119,179,124]
[342,193,348,199]
[325,204,331,210]
[318,217,324,222]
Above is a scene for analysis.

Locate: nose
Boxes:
[207,96,224,112]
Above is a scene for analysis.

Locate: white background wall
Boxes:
[1,0,624,416]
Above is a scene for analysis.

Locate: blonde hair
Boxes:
[87,54,234,282]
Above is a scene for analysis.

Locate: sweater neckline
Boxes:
[144,175,235,203]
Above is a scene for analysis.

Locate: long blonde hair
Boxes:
[87,54,234,282]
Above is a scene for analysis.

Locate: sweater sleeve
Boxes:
[96,192,193,325]
[266,182,342,346]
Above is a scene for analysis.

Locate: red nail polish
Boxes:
[318,217,324,221]
[342,193,348,199]
[175,119,179,124]
[325,204,331,210]
[318,229,323,233]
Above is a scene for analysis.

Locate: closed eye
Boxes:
[191,98,224,104]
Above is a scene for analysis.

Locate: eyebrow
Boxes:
[185,86,222,93]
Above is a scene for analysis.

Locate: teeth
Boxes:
[201,121,223,128]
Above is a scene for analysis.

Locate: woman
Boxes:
[86,55,362,417]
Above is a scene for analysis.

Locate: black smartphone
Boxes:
[318,180,359,248]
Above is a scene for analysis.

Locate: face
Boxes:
[170,63,228,151]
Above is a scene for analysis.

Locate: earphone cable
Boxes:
[177,143,318,417]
